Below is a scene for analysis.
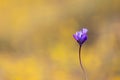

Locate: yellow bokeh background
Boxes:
[0,0,120,80]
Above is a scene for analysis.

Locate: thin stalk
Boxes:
[79,45,87,80]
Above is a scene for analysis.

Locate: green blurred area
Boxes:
[0,0,120,80]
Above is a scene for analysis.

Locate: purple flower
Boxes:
[73,28,88,45]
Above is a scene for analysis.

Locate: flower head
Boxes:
[73,28,88,45]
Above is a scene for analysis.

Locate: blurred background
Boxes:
[0,0,120,80]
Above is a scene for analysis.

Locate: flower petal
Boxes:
[73,34,78,41]
[76,31,82,38]
[82,28,88,34]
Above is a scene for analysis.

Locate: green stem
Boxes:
[79,45,87,80]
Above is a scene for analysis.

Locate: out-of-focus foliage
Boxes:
[0,0,120,80]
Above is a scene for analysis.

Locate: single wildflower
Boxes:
[73,28,88,80]
[73,28,88,45]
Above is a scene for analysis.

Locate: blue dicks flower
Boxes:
[73,28,88,45]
